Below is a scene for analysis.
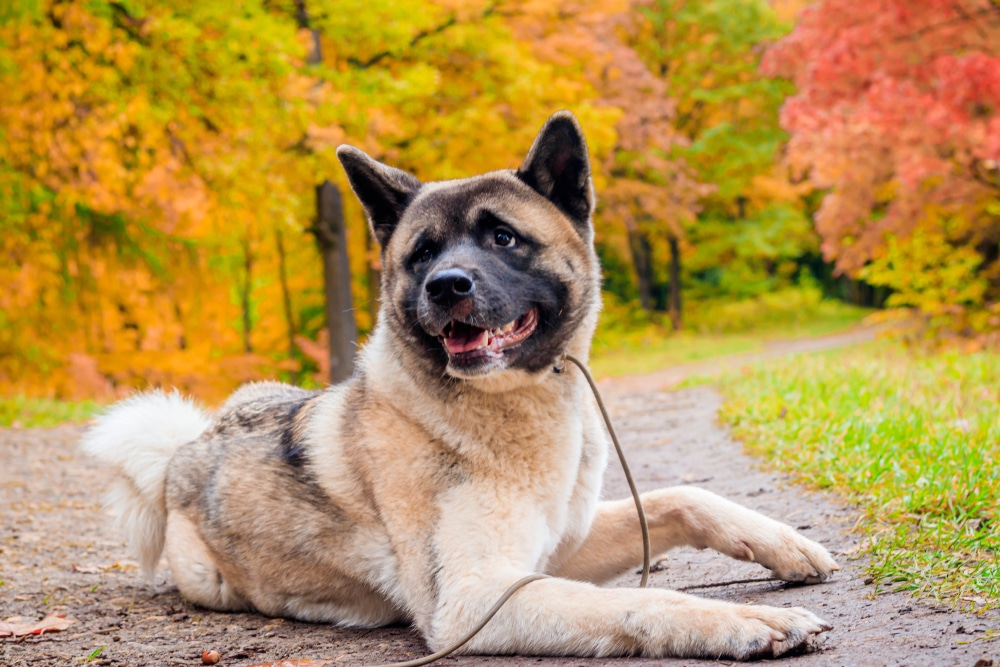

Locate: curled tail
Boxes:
[81,390,211,580]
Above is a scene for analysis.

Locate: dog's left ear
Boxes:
[337,145,422,248]
[517,111,595,240]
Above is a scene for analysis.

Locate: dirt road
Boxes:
[595,326,878,395]
[2,331,997,666]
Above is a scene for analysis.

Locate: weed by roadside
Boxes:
[718,343,999,611]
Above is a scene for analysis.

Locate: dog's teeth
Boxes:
[501,320,515,333]
[478,330,489,349]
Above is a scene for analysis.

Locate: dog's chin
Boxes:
[436,308,539,379]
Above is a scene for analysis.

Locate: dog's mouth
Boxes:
[439,308,538,359]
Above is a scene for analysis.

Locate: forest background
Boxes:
[2,0,1000,403]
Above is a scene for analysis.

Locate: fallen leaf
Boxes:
[72,565,103,574]
[107,560,139,571]
[0,612,77,638]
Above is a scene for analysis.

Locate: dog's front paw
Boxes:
[734,523,840,584]
[671,601,831,660]
[727,604,832,659]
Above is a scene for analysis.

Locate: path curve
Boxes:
[597,326,877,395]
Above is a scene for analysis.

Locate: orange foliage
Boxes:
[0,0,650,402]
[1,0,838,400]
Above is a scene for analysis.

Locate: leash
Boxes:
[368,355,650,666]
[370,573,550,667]
[563,354,651,588]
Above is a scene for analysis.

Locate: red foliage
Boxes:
[763,0,1000,274]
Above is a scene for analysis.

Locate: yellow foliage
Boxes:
[0,0,637,402]
[861,209,995,339]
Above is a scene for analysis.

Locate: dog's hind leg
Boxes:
[164,512,249,612]
[552,486,838,585]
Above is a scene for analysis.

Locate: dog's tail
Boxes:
[81,390,212,580]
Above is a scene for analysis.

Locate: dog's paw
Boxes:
[727,604,832,659]
[731,523,840,584]
[672,602,831,660]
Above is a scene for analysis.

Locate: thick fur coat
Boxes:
[83,112,837,660]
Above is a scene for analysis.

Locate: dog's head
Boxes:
[338,111,601,385]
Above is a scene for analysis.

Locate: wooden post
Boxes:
[313,181,357,383]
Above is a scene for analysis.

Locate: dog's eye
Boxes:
[493,229,516,248]
[413,245,434,265]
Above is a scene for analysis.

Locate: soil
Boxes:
[2,329,998,667]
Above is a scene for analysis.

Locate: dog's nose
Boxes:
[426,268,475,306]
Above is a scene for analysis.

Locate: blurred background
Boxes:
[2,0,999,405]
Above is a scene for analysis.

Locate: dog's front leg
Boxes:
[552,486,838,584]
[428,569,829,659]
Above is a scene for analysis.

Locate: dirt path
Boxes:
[596,326,878,395]
[2,329,997,666]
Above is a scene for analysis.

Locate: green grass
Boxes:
[0,395,102,428]
[590,292,867,378]
[717,343,1000,611]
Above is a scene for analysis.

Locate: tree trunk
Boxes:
[366,230,381,328]
[294,0,323,64]
[241,235,253,353]
[313,181,357,383]
[627,227,654,312]
[668,236,683,331]
[275,228,299,384]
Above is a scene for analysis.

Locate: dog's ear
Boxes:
[337,146,421,248]
[517,111,595,239]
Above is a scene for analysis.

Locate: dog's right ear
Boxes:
[337,146,421,248]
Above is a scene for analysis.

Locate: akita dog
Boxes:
[83,111,837,660]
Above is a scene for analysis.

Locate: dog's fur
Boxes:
[83,112,838,660]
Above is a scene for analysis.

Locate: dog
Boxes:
[83,111,837,660]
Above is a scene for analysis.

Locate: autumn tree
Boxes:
[506,2,706,328]
[0,0,321,399]
[763,0,1000,334]
[0,0,624,400]
[622,0,819,313]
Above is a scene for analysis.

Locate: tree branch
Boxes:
[970,158,1000,191]
[346,2,498,69]
[891,5,998,43]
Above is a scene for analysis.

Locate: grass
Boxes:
[590,291,867,378]
[717,343,1000,611]
[0,395,102,428]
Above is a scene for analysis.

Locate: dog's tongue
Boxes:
[444,323,488,354]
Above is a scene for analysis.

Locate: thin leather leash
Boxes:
[563,353,651,588]
[369,354,651,667]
